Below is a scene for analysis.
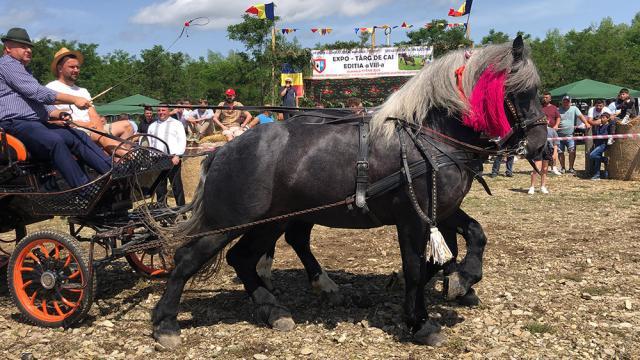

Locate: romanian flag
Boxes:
[448,0,473,17]
[246,2,275,20]
[281,73,304,98]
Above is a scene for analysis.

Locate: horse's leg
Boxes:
[396,220,445,346]
[153,233,232,349]
[284,221,344,305]
[226,224,295,332]
[256,242,276,292]
[441,209,486,305]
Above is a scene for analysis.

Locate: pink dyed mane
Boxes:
[462,66,511,138]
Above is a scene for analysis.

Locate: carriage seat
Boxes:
[0,132,29,165]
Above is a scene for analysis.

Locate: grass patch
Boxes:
[581,286,612,296]
[523,322,553,334]
[446,336,465,352]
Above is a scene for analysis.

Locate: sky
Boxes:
[1,0,638,59]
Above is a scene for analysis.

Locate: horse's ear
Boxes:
[512,35,524,63]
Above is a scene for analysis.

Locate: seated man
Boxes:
[212,89,254,141]
[612,88,638,125]
[185,98,214,140]
[0,28,111,188]
[46,47,133,154]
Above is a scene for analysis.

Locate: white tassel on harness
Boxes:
[427,226,453,265]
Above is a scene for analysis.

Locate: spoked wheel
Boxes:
[8,231,95,327]
[125,245,172,277]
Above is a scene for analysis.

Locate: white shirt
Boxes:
[192,108,214,120]
[587,106,612,119]
[45,80,92,122]
[147,116,186,155]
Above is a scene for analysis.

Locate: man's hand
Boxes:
[48,120,68,127]
[74,97,93,110]
[171,155,180,166]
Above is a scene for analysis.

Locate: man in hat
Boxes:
[0,28,111,188]
[46,47,133,155]
[279,77,298,120]
[212,88,254,141]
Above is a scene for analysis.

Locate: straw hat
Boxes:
[51,47,84,76]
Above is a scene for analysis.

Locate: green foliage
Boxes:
[6,12,640,109]
[523,322,553,334]
[398,19,472,57]
[481,29,510,45]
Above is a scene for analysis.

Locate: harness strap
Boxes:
[355,117,370,211]
[397,126,433,225]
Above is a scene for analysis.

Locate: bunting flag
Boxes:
[281,73,304,97]
[280,28,298,34]
[448,0,473,17]
[400,22,413,28]
[245,2,275,20]
[311,28,332,35]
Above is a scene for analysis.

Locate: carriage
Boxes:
[0,128,181,327]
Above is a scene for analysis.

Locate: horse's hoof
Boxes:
[444,272,466,301]
[271,316,295,331]
[415,332,446,347]
[154,333,182,350]
[413,322,445,346]
[322,291,347,306]
[456,288,480,307]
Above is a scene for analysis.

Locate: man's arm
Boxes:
[279,86,287,97]
[240,111,253,128]
[577,113,590,128]
[553,116,560,129]
[212,109,226,130]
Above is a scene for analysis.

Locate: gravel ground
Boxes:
[0,153,638,359]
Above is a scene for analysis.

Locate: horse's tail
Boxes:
[152,151,220,267]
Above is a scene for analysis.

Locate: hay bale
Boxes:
[607,117,640,181]
[181,157,203,202]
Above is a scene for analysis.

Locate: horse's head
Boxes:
[499,36,547,159]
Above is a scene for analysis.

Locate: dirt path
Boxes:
[0,155,638,359]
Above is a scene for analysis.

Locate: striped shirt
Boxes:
[0,55,57,122]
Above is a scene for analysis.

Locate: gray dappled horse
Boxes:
[152,36,547,349]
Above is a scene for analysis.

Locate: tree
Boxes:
[398,19,472,57]
[481,29,510,45]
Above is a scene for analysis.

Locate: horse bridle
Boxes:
[499,97,548,156]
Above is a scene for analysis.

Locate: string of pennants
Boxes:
[279,22,465,36]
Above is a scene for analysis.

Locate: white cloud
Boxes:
[130,0,392,29]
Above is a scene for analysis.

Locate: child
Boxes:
[589,112,614,180]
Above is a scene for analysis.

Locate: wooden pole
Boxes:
[371,28,376,49]
[465,12,472,41]
[271,24,277,105]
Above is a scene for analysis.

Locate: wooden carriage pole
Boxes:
[271,23,277,105]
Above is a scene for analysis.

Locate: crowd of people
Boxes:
[489,89,638,195]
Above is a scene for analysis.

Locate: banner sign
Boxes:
[310,46,433,79]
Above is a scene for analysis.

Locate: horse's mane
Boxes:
[371,42,541,140]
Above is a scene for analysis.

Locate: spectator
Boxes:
[138,106,156,134]
[279,77,298,120]
[557,96,589,175]
[346,97,364,114]
[586,99,614,146]
[528,127,556,194]
[147,105,186,206]
[612,88,637,125]
[256,106,275,124]
[589,112,614,180]
[541,91,562,175]
[117,113,138,135]
[489,155,514,178]
[212,89,253,141]
[186,98,214,140]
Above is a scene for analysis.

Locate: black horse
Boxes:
[152,36,547,349]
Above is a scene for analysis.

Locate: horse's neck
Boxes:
[426,109,484,146]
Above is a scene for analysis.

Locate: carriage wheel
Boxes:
[8,231,95,327]
[125,246,172,277]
